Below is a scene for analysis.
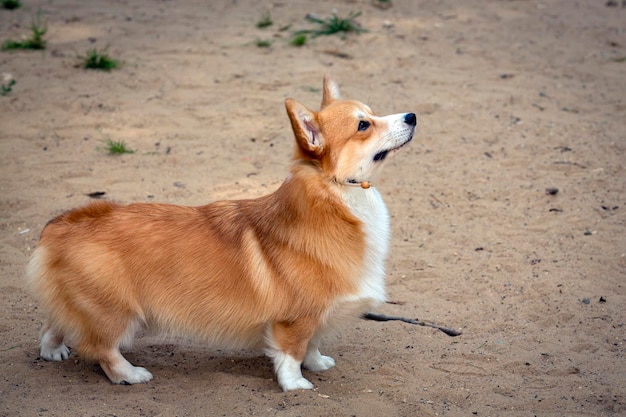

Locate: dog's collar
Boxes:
[333,177,371,189]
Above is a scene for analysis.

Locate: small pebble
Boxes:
[581,298,590,304]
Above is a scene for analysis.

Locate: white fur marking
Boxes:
[107,351,154,384]
[303,347,336,372]
[341,186,390,304]
[273,353,314,391]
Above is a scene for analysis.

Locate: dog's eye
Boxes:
[358,120,370,131]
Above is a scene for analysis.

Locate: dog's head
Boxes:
[285,75,416,188]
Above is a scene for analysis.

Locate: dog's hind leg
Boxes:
[40,322,70,361]
[97,348,153,385]
[79,318,153,385]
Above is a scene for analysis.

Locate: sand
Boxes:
[1,0,625,416]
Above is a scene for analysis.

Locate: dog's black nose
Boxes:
[404,113,417,126]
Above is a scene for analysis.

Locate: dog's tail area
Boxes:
[26,245,51,312]
[27,241,145,361]
[27,245,79,347]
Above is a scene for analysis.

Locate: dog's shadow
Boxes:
[143,343,273,378]
[112,342,275,385]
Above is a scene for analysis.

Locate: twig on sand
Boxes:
[362,312,462,337]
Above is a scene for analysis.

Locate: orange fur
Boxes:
[27,75,417,390]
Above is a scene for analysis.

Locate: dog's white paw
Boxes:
[102,353,155,385]
[303,352,335,372]
[271,351,315,391]
[40,327,70,361]
[40,343,70,361]
[280,376,314,392]
[116,366,154,385]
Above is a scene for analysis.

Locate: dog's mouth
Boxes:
[373,150,389,162]
[373,134,413,162]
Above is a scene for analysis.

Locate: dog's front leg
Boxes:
[265,319,319,391]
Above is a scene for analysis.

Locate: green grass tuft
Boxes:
[254,39,272,48]
[256,12,273,29]
[294,11,367,40]
[82,48,119,71]
[290,33,307,47]
[2,14,47,50]
[101,139,134,155]
[1,79,16,96]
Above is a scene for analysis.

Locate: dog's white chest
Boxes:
[341,187,390,304]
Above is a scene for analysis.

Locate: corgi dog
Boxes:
[27,75,417,391]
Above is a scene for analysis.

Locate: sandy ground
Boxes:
[1,0,625,416]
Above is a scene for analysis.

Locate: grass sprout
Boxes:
[1,79,16,96]
[294,11,367,40]
[2,14,47,50]
[256,12,273,28]
[255,39,272,48]
[290,33,307,46]
[81,48,119,71]
[101,139,134,155]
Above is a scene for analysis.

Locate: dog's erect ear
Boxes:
[285,98,323,155]
[321,74,341,109]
